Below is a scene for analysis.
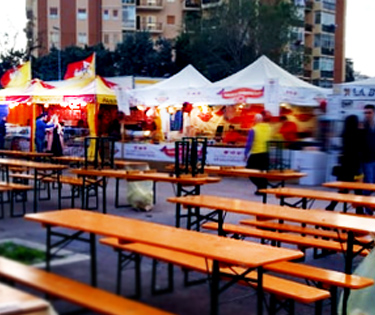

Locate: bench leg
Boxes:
[116,251,142,298]
[330,286,337,315]
[151,259,174,295]
[0,192,4,219]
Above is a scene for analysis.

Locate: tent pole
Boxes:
[30,103,36,152]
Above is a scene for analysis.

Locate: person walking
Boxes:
[362,104,375,214]
[326,115,364,213]
[244,112,272,195]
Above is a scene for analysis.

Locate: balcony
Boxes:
[322,1,335,11]
[303,70,312,79]
[184,0,201,10]
[305,23,313,32]
[322,24,336,33]
[137,22,163,33]
[122,20,136,30]
[122,0,136,4]
[136,0,163,10]
[304,46,313,55]
[321,70,334,78]
[305,0,313,11]
[321,47,335,56]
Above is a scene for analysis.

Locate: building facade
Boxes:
[301,0,346,86]
[26,0,345,86]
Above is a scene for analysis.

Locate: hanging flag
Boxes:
[64,53,95,80]
[1,61,31,88]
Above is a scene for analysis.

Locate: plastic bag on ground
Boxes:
[125,164,153,211]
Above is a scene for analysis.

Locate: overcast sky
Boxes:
[0,0,374,77]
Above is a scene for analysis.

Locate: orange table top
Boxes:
[25,209,302,268]
[0,158,68,171]
[0,283,49,314]
[167,195,375,234]
[71,169,221,185]
[259,187,375,208]
[52,156,148,167]
[204,166,306,180]
[0,150,53,158]
[323,181,375,191]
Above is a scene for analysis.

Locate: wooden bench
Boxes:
[240,219,373,244]
[100,238,330,315]
[202,222,369,256]
[0,182,32,218]
[0,257,173,315]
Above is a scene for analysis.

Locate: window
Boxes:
[103,9,110,20]
[314,34,334,48]
[49,7,58,19]
[77,8,87,20]
[104,34,110,44]
[78,32,87,44]
[167,15,175,25]
[50,32,60,45]
[313,57,334,71]
[122,7,136,28]
[113,10,119,19]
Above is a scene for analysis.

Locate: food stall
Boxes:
[0,76,120,155]
[122,57,331,180]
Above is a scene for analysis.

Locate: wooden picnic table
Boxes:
[167,194,375,314]
[0,158,68,213]
[0,282,56,315]
[323,181,375,192]
[52,156,148,168]
[71,168,221,219]
[204,166,306,187]
[259,187,375,212]
[0,150,53,160]
[25,209,303,315]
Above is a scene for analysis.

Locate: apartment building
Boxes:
[26,0,186,57]
[26,0,345,85]
[301,0,345,86]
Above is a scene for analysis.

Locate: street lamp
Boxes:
[52,26,61,80]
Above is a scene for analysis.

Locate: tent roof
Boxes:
[137,64,211,91]
[338,77,375,86]
[213,55,323,91]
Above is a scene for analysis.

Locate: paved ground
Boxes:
[0,170,365,315]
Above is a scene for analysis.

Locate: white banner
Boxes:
[264,78,280,115]
[123,143,245,166]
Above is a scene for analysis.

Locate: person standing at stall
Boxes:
[244,113,272,195]
[0,116,7,149]
[35,113,54,153]
[51,115,64,157]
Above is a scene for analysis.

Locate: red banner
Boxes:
[218,87,264,100]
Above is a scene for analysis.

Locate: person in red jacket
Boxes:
[222,125,242,144]
[279,115,298,141]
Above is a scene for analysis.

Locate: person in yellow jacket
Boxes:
[244,113,272,195]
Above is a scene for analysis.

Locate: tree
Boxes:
[175,0,299,81]
[113,32,174,77]
[345,58,355,82]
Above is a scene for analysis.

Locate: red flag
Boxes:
[64,53,95,80]
[1,61,31,88]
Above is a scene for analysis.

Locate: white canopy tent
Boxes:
[209,55,330,112]
[125,64,213,107]
[328,77,375,118]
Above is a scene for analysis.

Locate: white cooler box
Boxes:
[290,151,328,186]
